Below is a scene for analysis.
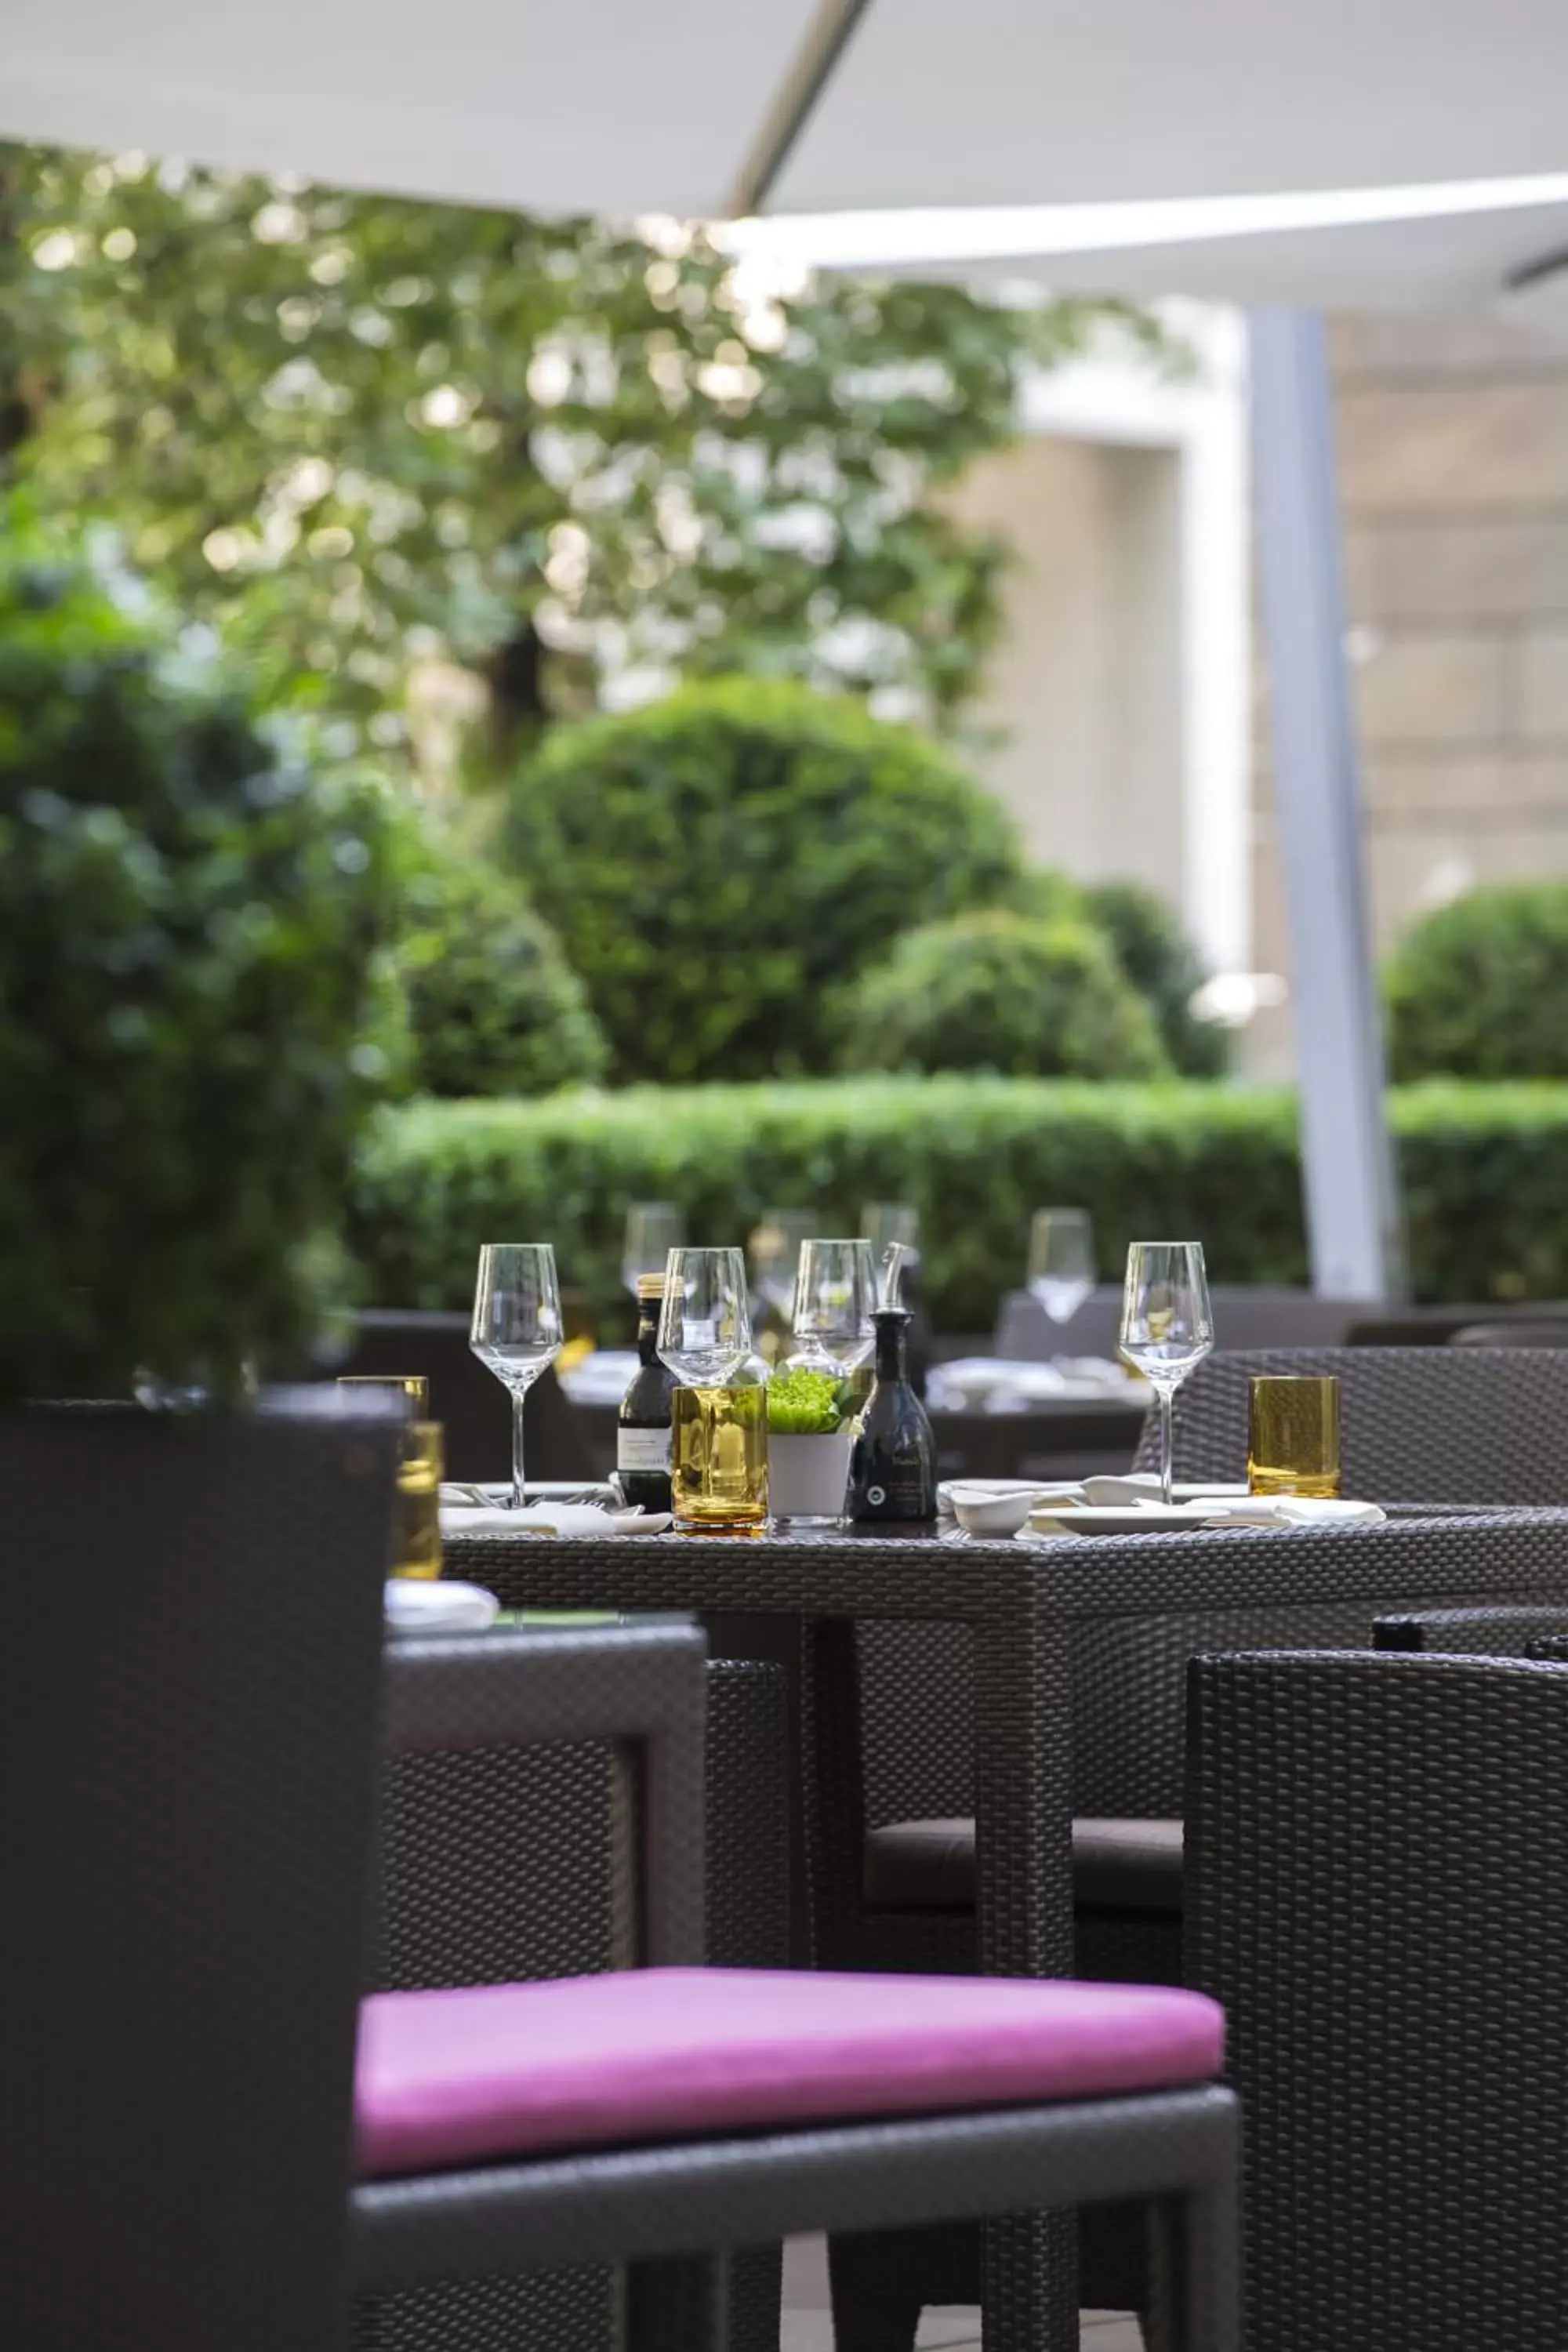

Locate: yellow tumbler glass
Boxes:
[392,1421,445,1580]
[1248,1376,1341,1499]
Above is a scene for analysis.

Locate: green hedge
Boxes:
[348,1076,1568,1332]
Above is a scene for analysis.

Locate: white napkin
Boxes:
[938,1479,1083,1518]
[385,1580,499,1635]
[440,1500,668,1537]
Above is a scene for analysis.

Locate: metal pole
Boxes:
[1248,307,1404,1301]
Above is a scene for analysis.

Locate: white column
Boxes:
[1249,307,1404,1301]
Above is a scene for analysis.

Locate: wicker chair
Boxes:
[1188,1647,1568,2350]
[4,1406,398,2352]
[1131,1345,1568,1502]
[1375,1602,1568,1654]
[361,1646,791,2352]
[354,1621,1239,2352]
[831,1510,1568,2339]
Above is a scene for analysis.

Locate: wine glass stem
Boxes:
[1158,1385,1174,1506]
[511,1392,527,1510]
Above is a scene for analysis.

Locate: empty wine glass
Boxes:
[470,1243,564,1507]
[622,1203,685,1298]
[862,1203,920,1308]
[749,1210,816,1319]
[1027,1208,1096,1332]
[793,1238,878,1371]
[657,1247,752,1386]
[1118,1241,1214,1504]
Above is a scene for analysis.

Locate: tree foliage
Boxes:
[2,140,1152,774]
[841,909,1171,1080]
[0,506,400,1399]
[1386,883,1568,1080]
[507,676,1025,1083]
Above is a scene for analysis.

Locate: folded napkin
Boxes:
[385,1580,499,1636]
[439,1498,670,1538]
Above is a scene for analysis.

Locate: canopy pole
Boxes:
[1249,307,1405,1302]
[727,0,876,217]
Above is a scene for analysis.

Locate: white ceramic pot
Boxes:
[768,1428,854,1523]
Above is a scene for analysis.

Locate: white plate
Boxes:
[1024,1504,1218,1538]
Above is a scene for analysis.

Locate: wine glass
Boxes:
[862,1202,920,1308]
[1026,1208,1096,1334]
[793,1238,878,1372]
[470,1243,564,1507]
[622,1203,685,1298]
[657,1247,752,1385]
[749,1210,816,1320]
[1118,1241,1214,1505]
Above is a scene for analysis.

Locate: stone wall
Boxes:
[1246,310,1568,1076]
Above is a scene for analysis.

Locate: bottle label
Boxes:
[618,1427,673,1472]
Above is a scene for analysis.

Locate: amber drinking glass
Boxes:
[392,1421,445,1579]
[670,1385,769,1532]
[1248,1376,1341,1498]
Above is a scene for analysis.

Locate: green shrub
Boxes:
[397,844,608,1098]
[349,1076,1568,1333]
[1081,880,1229,1078]
[0,526,399,1400]
[840,909,1170,1080]
[1387,884,1568,1079]
[503,678,1025,1084]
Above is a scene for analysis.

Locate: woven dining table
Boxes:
[443,1508,1568,2352]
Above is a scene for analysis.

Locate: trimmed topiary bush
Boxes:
[349,1076,1568,1334]
[1387,884,1568,1080]
[1081,880,1229,1078]
[397,844,608,1098]
[0,524,400,1400]
[839,909,1171,1080]
[503,677,1025,1084]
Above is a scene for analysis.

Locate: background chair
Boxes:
[996,1284,1363,1363]
[1131,1345,1568,1501]
[1375,1602,1568,1653]
[356,1621,1239,2352]
[1188,1647,1568,2350]
[1450,1319,1568,1348]
[362,1641,791,2352]
[821,1510,1568,2339]
[331,1308,597,1483]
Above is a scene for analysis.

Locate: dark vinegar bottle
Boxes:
[848,1307,938,1524]
[618,1275,679,1513]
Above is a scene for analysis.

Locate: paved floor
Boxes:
[782,2237,1143,2351]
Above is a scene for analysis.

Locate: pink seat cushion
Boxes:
[356,1969,1224,2178]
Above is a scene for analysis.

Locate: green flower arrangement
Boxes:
[766,1365,854,1436]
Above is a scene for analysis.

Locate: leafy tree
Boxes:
[2,139,1152,773]
[1387,882,1568,1080]
[840,909,1171,1080]
[508,677,1026,1083]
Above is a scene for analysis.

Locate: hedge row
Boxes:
[349,1077,1568,1333]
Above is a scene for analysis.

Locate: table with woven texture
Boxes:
[443,1509,1568,2352]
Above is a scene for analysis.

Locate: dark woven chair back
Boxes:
[5,1407,396,2352]
[1189,1649,1568,2349]
[1130,1346,1568,1502]
[364,1643,787,2352]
